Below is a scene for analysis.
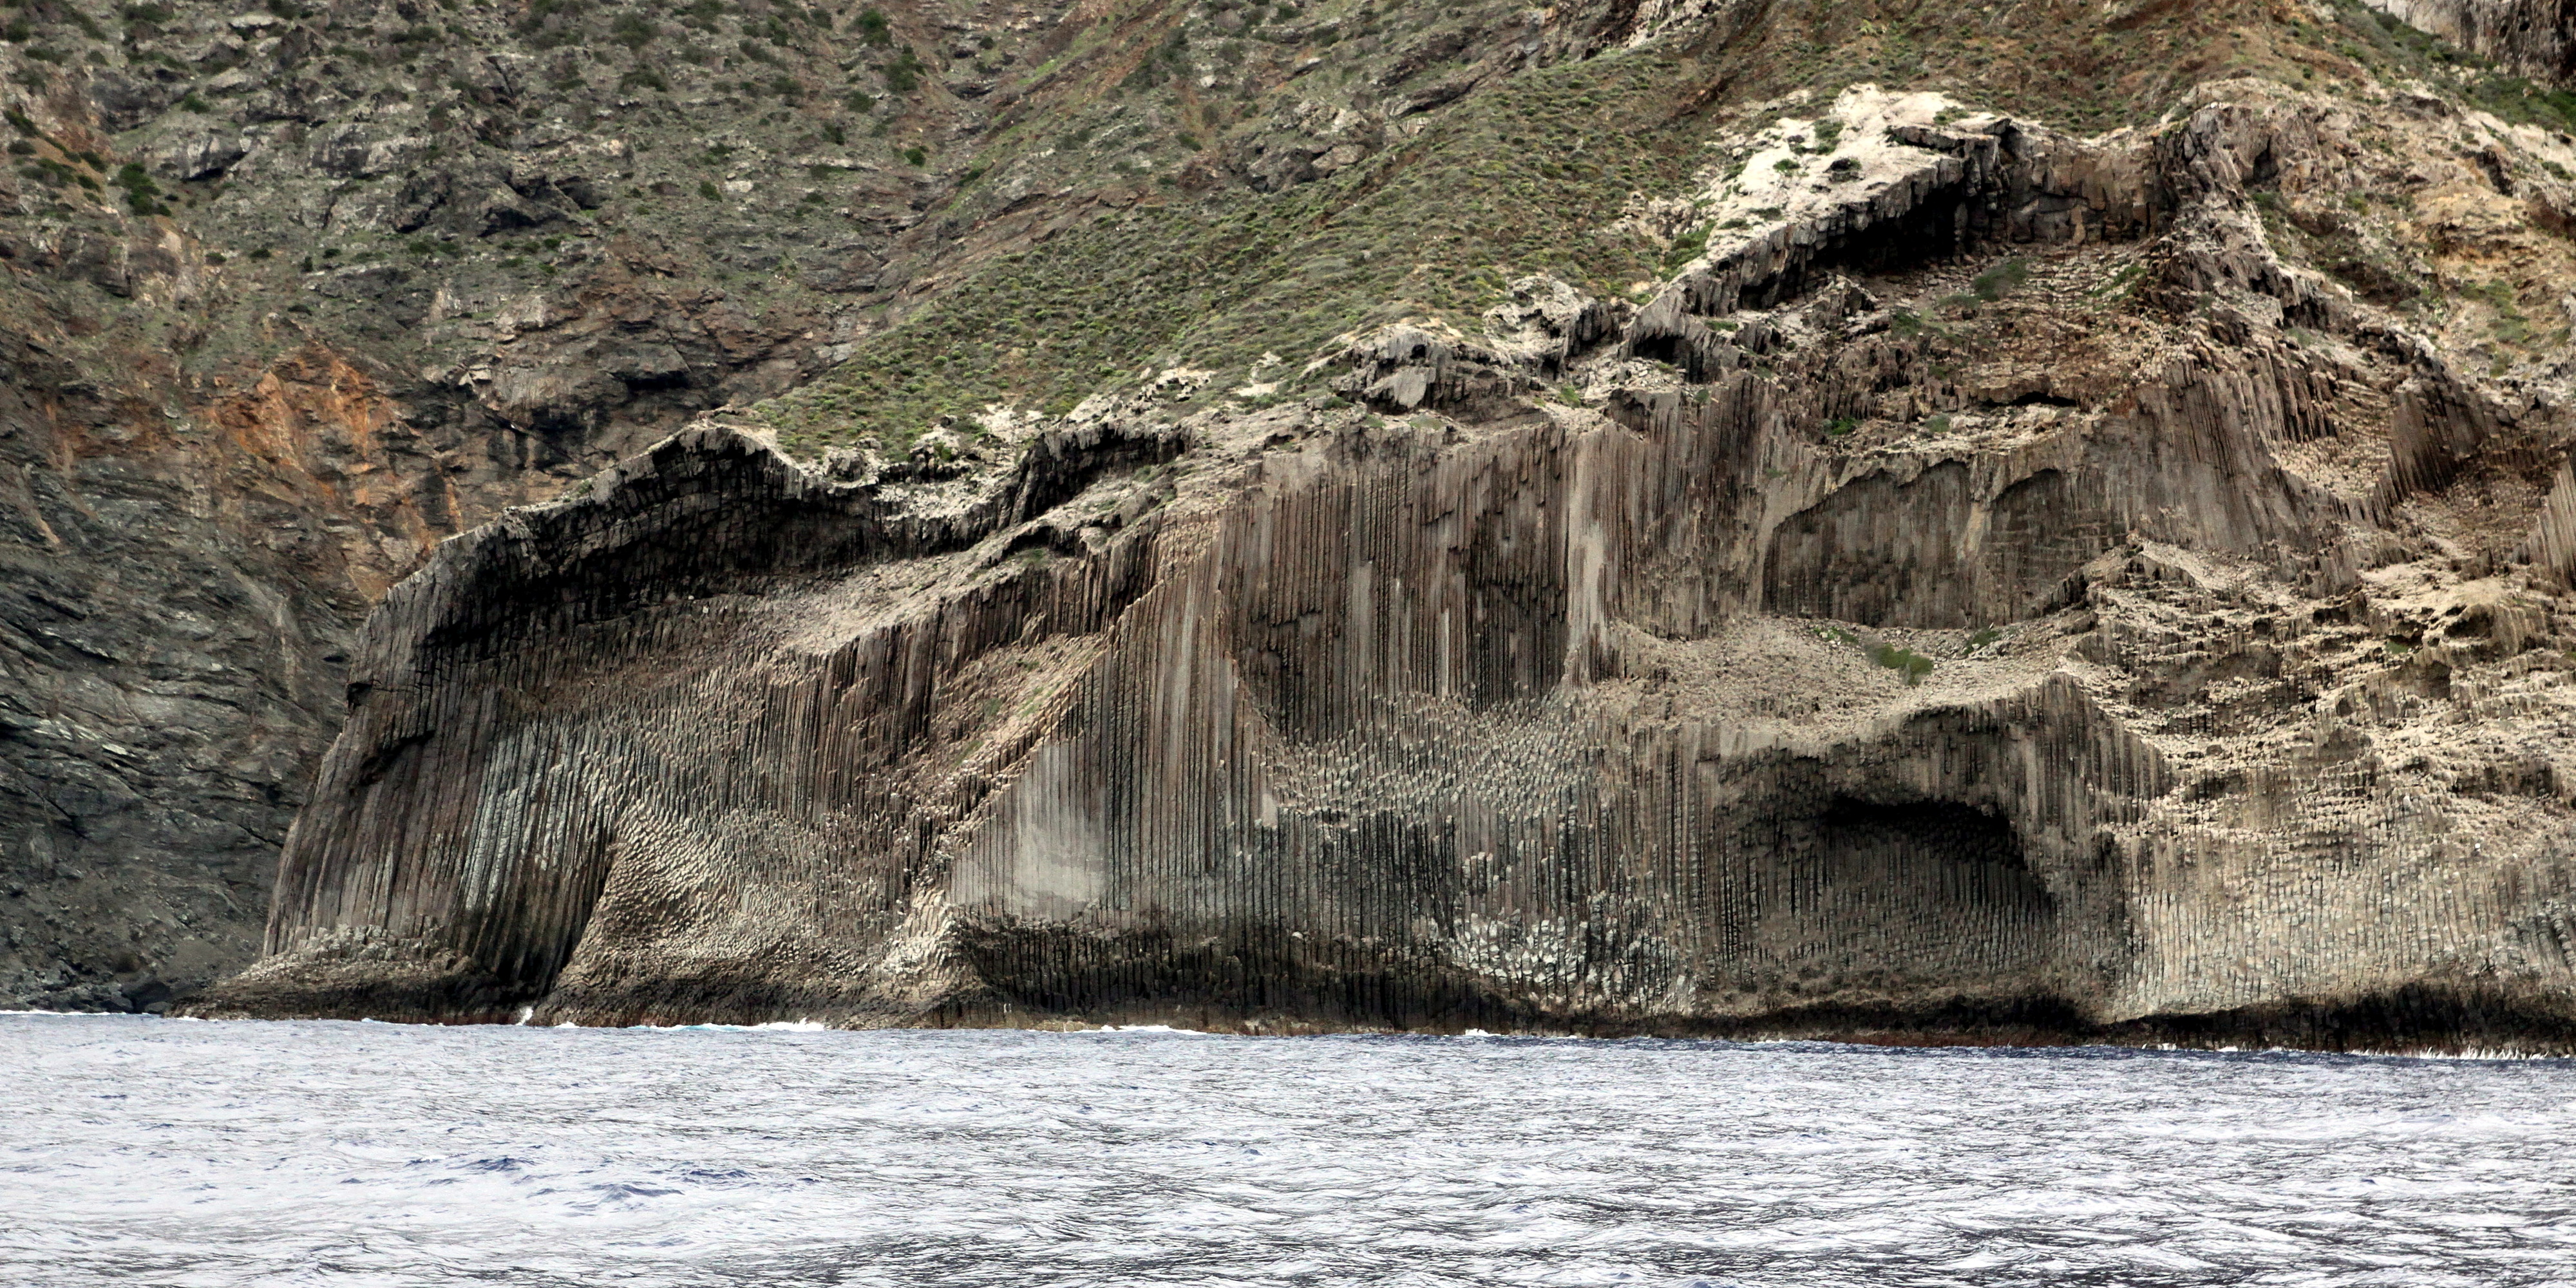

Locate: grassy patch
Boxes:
[749,0,2527,455]
[1971,258,2029,302]
[762,48,1701,453]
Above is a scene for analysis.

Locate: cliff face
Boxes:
[5,0,1633,1009]
[205,59,2576,1047]
[2365,0,2576,85]
[0,0,929,1010]
[9,0,2576,1038]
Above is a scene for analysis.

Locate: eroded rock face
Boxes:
[202,80,2576,1050]
[2365,0,2576,86]
[4,0,1673,1010]
[0,0,984,1011]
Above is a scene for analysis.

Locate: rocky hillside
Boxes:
[7,0,2576,1043]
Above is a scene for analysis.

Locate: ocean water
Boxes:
[2,1016,2571,1287]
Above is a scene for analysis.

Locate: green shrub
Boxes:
[1662,224,1709,270]
[1971,257,2030,301]
[113,161,169,216]
[1870,644,1935,685]
[880,46,925,93]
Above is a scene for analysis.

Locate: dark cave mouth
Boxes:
[1800,793,2062,938]
[1719,791,2075,1001]
[1745,192,1984,309]
[1816,796,2033,873]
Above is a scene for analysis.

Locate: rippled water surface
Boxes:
[5,1016,2573,1285]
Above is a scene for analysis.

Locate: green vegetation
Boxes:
[762,49,1699,453]
[2086,262,2146,300]
[2463,279,2533,346]
[1662,224,1710,270]
[705,0,2558,457]
[1871,644,1935,685]
[1122,30,1191,91]
[1971,258,2029,301]
[113,162,169,216]
[2322,0,2576,131]
[880,47,927,93]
